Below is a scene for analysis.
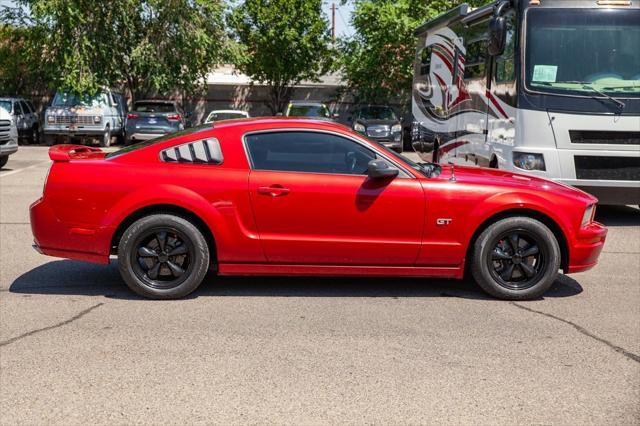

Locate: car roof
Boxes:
[210,117,346,132]
[0,97,24,102]
[135,99,176,104]
[208,110,248,114]
[288,101,328,106]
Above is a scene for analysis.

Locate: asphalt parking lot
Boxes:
[1,146,639,425]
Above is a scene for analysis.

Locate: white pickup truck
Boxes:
[0,107,19,169]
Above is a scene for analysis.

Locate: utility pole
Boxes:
[331,2,336,42]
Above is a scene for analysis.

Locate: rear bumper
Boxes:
[126,132,166,142]
[566,221,608,274]
[30,197,110,264]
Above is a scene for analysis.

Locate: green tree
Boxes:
[1,0,231,102]
[0,25,47,95]
[340,0,485,104]
[229,0,334,114]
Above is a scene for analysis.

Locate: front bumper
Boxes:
[567,221,608,274]
[0,142,18,157]
[44,124,106,137]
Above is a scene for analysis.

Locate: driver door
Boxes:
[246,130,425,265]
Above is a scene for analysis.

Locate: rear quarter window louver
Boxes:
[161,139,223,164]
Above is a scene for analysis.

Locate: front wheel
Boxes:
[117,214,210,299]
[0,156,8,169]
[100,126,111,147]
[470,217,561,300]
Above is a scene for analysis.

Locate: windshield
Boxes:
[287,104,330,118]
[358,106,397,121]
[206,112,246,122]
[525,9,640,97]
[134,102,176,113]
[52,92,110,107]
[0,101,11,114]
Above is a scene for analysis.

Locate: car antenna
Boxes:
[448,161,456,182]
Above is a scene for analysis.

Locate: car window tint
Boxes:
[14,101,23,115]
[26,101,36,113]
[19,101,30,114]
[134,102,176,113]
[246,131,376,175]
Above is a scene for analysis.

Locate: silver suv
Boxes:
[43,89,127,147]
[0,97,40,144]
[0,107,18,169]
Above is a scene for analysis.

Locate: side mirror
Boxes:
[488,1,509,56]
[367,159,399,179]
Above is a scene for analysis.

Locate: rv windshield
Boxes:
[525,9,640,98]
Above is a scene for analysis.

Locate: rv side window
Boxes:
[420,46,432,75]
[464,39,488,79]
[495,13,516,82]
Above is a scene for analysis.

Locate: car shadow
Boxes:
[595,205,640,227]
[9,260,583,301]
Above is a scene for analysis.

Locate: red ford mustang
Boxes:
[30,118,607,300]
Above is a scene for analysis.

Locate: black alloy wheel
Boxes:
[487,230,546,291]
[131,228,194,290]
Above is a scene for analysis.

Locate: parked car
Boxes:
[283,101,337,120]
[0,107,18,169]
[0,97,40,144]
[31,118,607,300]
[204,109,249,123]
[350,105,404,153]
[43,89,127,147]
[125,100,185,145]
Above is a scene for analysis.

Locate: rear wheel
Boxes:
[117,214,210,299]
[471,217,560,300]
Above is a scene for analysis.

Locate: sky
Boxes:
[0,0,355,38]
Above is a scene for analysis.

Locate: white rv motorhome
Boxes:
[411,0,640,205]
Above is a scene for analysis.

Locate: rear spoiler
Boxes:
[48,145,103,162]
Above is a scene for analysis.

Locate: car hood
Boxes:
[437,164,597,203]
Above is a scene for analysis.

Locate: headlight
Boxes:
[581,204,596,227]
[354,123,365,133]
[47,115,55,124]
[391,124,402,133]
[93,115,102,124]
[513,152,546,171]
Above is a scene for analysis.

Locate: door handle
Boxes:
[257,185,290,197]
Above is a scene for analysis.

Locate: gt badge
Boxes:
[436,218,453,226]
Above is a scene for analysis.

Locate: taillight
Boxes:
[127,113,139,119]
[167,114,181,121]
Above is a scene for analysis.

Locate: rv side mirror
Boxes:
[488,15,506,56]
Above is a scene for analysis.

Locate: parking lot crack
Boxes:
[511,302,640,364]
[0,303,103,348]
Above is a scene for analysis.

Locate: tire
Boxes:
[31,125,40,145]
[117,214,210,299]
[100,126,111,147]
[0,156,8,169]
[394,146,404,154]
[470,217,561,300]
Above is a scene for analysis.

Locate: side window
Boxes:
[495,13,516,82]
[464,39,488,79]
[27,101,36,113]
[19,101,30,115]
[420,46,433,75]
[14,101,23,115]
[246,131,377,175]
[161,138,223,164]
